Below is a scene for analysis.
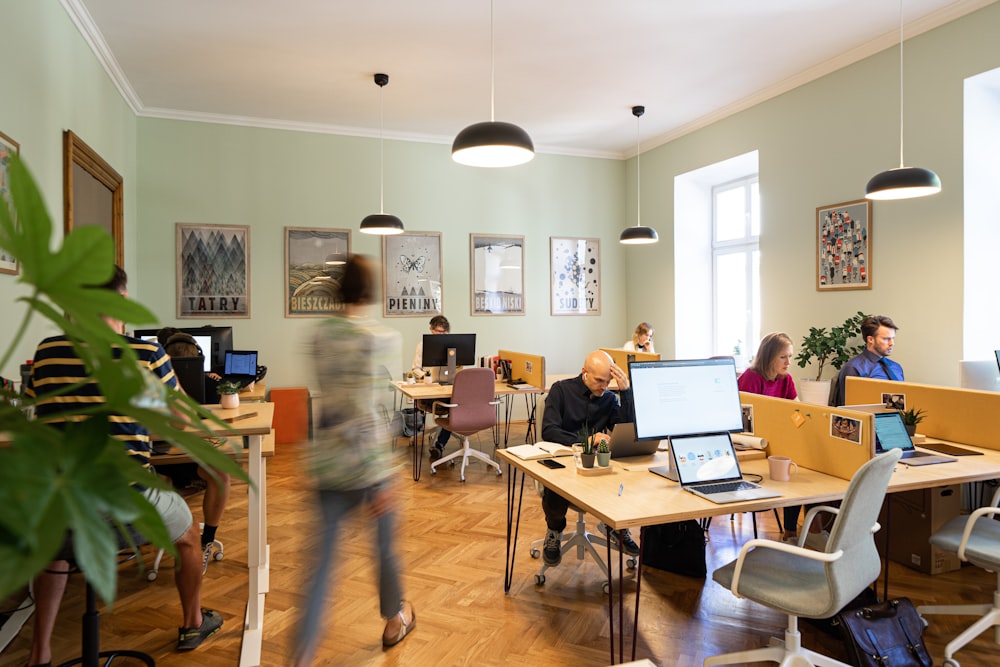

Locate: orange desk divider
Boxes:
[270,387,310,444]
[846,377,1000,451]
[739,392,875,481]
[497,349,546,390]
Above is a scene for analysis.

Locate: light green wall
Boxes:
[626,1,1000,387]
[0,0,137,379]
[135,120,627,388]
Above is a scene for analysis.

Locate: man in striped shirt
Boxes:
[25,266,222,666]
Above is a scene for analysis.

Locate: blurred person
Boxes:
[295,255,414,665]
[622,322,655,354]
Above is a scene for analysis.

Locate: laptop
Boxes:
[608,422,661,459]
[223,350,258,388]
[873,411,956,466]
[667,432,781,504]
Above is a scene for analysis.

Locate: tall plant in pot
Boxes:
[795,311,868,405]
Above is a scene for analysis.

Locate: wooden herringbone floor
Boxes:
[2,423,999,666]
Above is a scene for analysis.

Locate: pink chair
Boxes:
[429,368,502,482]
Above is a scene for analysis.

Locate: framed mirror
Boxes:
[63,130,123,266]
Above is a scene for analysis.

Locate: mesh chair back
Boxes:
[444,368,497,435]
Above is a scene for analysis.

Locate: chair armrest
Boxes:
[431,400,457,411]
[729,538,843,599]
[798,505,840,545]
[957,505,1000,561]
[489,399,501,407]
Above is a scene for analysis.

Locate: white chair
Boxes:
[429,367,502,482]
[917,485,1000,667]
[704,448,901,667]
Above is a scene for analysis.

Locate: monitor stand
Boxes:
[438,347,458,385]
[648,439,679,482]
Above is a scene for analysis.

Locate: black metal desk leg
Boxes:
[504,463,526,592]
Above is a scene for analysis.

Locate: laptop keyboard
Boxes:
[695,480,758,494]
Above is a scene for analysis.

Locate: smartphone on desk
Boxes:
[539,459,566,469]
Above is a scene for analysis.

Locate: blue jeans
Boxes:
[296,485,403,653]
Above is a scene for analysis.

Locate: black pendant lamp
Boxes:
[865,0,941,200]
[360,73,404,235]
[619,105,658,245]
[451,0,534,167]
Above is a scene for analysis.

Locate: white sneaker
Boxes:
[804,530,830,551]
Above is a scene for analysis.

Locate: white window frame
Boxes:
[711,176,759,364]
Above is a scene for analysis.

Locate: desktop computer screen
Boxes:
[629,357,743,441]
[421,333,476,367]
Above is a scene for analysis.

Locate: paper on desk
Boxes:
[732,433,767,450]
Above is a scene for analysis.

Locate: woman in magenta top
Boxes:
[738,332,798,400]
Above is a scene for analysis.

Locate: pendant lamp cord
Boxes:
[897,0,905,169]
[489,0,496,122]
[379,79,385,214]
[636,113,642,228]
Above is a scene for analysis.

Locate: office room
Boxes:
[2,1,1000,665]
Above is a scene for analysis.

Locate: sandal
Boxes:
[382,601,415,648]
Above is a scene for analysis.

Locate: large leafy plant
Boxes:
[795,311,869,381]
[0,155,247,603]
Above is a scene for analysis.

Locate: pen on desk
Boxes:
[618,483,624,496]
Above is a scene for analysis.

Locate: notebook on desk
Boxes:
[668,432,781,504]
[873,411,956,466]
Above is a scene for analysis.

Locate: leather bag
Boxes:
[641,520,707,578]
[835,597,932,667]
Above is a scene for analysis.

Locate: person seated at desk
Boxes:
[411,314,453,460]
[25,266,222,664]
[540,350,636,566]
[832,314,903,406]
[739,333,826,546]
[156,327,231,571]
[622,321,655,354]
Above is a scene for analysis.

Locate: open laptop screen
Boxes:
[224,350,258,376]
[873,411,913,452]
[671,433,741,484]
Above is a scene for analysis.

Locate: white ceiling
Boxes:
[67,0,995,159]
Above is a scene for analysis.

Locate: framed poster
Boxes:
[550,236,601,316]
[816,199,871,291]
[176,223,250,318]
[0,130,20,275]
[382,232,442,317]
[470,234,525,316]
[284,226,351,317]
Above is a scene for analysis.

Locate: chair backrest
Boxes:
[445,368,498,434]
[171,356,206,404]
[822,448,902,612]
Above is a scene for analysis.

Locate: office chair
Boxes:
[917,485,1000,667]
[429,367,502,482]
[171,356,207,404]
[704,448,901,667]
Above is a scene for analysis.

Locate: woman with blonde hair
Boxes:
[623,322,654,354]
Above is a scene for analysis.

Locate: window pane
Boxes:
[750,181,760,237]
[715,186,745,242]
[715,252,747,357]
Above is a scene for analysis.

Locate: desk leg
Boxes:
[604,527,642,664]
[410,408,424,481]
[241,432,268,667]
[503,463,526,593]
[525,394,537,444]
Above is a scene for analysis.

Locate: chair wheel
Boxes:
[214,551,224,562]
[529,548,540,559]
[496,469,503,476]
[627,557,636,570]
[602,581,610,594]
[431,468,437,475]
[146,570,158,582]
[535,573,545,586]
[449,460,456,467]
[919,615,928,628]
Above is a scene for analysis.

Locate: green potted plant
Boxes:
[217,380,243,409]
[899,407,927,436]
[596,438,611,467]
[578,425,596,468]
[0,154,246,603]
[795,311,868,405]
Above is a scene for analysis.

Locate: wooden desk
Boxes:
[192,402,274,667]
[499,445,1000,664]
[239,380,266,402]
[392,380,545,480]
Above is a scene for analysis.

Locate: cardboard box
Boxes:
[879,484,962,574]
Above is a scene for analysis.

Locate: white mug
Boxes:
[768,455,798,482]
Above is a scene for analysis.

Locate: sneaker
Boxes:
[804,529,830,551]
[429,444,444,461]
[177,608,223,651]
[201,542,214,574]
[598,521,639,557]
[542,529,562,566]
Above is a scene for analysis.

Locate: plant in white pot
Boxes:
[795,311,868,405]
[217,380,243,409]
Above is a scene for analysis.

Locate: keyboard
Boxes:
[693,480,759,494]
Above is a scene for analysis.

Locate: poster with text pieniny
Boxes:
[470,234,525,315]
[284,227,351,317]
[382,232,442,317]
[550,237,600,316]
[176,223,250,318]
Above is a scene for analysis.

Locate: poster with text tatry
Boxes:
[176,223,250,318]
[550,237,601,316]
[381,232,442,317]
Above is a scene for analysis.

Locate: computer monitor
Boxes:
[421,333,476,385]
[959,359,1000,392]
[180,326,234,373]
[629,357,744,441]
[132,328,215,373]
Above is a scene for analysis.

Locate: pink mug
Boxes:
[768,455,798,482]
